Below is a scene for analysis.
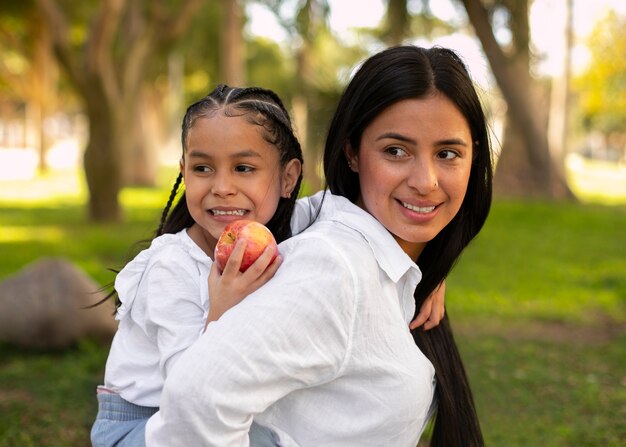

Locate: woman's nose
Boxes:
[407,159,438,194]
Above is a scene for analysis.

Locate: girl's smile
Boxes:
[181,114,298,256]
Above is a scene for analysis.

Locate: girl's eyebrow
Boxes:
[376,132,468,147]
[187,149,263,159]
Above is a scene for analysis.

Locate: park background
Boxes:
[0,0,624,445]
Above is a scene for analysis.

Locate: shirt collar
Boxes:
[315,190,422,285]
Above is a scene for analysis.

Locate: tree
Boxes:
[261,0,332,191]
[0,3,59,173]
[383,0,410,45]
[573,10,626,162]
[459,0,574,199]
[220,0,246,86]
[34,0,205,221]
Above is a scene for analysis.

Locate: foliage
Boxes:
[572,10,626,134]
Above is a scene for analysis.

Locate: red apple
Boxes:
[214,220,278,272]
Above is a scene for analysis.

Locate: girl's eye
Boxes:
[193,165,212,173]
[235,165,255,173]
[385,146,408,158]
[438,149,458,160]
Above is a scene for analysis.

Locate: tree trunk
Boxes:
[35,0,205,221]
[384,0,410,45]
[220,0,245,86]
[547,0,573,184]
[32,8,55,174]
[460,0,574,199]
[83,88,122,221]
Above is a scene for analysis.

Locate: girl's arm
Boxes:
[205,238,282,326]
[409,280,446,331]
[142,255,208,378]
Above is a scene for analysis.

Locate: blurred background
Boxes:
[0,0,624,446]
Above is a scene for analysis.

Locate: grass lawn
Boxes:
[0,167,625,446]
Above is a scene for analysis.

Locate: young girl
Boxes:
[146,45,491,446]
[90,84,304,447]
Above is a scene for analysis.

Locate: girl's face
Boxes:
[181,114,300,256]
[347,94,473,260]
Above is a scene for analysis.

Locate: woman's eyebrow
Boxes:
[376,132,416,144]
[376,133,468,147]
[437,138,468,147]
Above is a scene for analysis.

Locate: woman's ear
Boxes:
[344,143,358,173]
[179,157,185,179]
[281,159,302,198]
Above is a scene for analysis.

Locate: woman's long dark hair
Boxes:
[324,45,492,446]
[92,84,304,308]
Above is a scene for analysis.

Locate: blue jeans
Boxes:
[91,392,279,446]
[90,393,157,447]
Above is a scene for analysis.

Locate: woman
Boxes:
[145,45,492,446]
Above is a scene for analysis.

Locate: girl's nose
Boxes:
[211,171,237,197]
[407,159,438,194]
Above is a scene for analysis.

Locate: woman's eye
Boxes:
[438,149,458,160]
[385,146,407,158]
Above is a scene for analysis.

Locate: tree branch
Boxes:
[161,0,205,41]
[87,0,126,103]
[34,0,83,92]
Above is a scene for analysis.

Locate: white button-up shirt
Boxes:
[146,191,436,446]
[103,229,212,407]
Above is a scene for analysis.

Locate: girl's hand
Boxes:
[410,280,446,331]
[205,238,281,328]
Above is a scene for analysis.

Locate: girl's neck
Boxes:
[186,223,216,259]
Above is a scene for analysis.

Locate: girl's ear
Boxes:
[179,157,185,179]
[344,143,359,172]
[281,159,302,198]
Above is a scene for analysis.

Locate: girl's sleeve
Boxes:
[141,249,206,378]
[145,236,358,446]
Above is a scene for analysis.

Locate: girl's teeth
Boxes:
[402,202,435,213]
[212,210,245,216]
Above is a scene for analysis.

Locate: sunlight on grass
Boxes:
[0,168,87,206]
[566,154,626,205]
[0,226,65,243]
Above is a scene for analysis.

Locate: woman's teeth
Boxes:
[402,202,435,213]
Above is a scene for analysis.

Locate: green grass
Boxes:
[448,200,626,324]
[0,168,625,446]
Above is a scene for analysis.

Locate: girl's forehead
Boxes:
[184,114,278,158]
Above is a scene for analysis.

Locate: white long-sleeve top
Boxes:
[103,229,212,407]
[145,191,436,446]
[102,193,329,408]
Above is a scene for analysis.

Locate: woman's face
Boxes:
[348,94,473,259]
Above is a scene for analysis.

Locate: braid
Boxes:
[217,85,304,242]
[94,84,304,311]
[156,173,183,236]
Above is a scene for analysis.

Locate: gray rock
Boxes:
[0,257,118,349]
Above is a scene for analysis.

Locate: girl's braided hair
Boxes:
[90,84,303,309]
[157,84,304,244]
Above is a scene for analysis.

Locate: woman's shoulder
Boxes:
[281,220,374,274]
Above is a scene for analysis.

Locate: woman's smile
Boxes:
[350,94,473,260]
